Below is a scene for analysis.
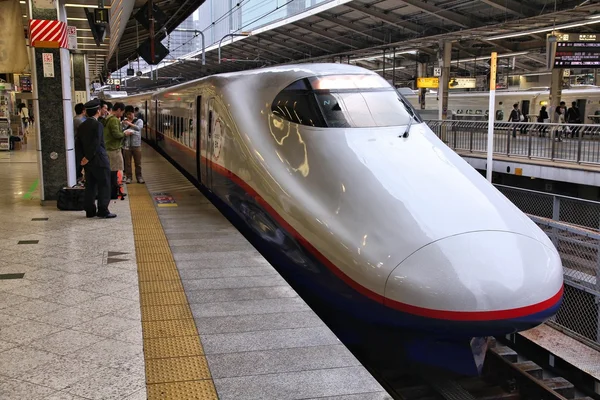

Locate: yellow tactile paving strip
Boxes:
[128,185,219,400]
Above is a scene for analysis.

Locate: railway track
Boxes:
[361,338,595,400]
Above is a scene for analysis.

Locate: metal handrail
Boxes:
[425,119,600,165]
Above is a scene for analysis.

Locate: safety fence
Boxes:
[425,120,600,165]
[495,184,600,348]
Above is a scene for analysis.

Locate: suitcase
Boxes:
[57,186,85,211]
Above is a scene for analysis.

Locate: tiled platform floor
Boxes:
[0,137,145,399]
[0,136,390,399]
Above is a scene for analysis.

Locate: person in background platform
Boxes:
[567,101,582,138]
[122,105,144,184]
[73,103,86,183]
[554,102,566,142]
[134,107,144,123]
[75,99,116,219]
[101,102,125,199]
[537,106,549,137]
[18,103,29,135]
[508,103,522,138]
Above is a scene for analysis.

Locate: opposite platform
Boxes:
[135,143,392,399]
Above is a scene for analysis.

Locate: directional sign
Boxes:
[416,77,439,89]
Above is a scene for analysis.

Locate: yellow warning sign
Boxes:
[416,77,439,89]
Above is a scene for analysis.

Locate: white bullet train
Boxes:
[123,64,563,372]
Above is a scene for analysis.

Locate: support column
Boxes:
[550,68,563,122]
[29,0,76,201]
[25,4,44,201]
[417,62,427,110]
[83,54,91,102]
[438,41,451,121]
[72,53,89,104]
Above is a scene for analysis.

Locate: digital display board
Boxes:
[554,33,600,68]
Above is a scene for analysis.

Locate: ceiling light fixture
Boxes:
[486,19,600,40]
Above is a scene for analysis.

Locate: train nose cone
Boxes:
[384,231,563,324]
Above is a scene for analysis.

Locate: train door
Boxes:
[206,99,215,190]
[154,100,159,142]
[203,99,215,190]
[144,100,148,140]
[195,96,202,183]
[521,100,531,121]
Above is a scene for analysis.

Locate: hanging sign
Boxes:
[433,67,441,77]
[449,77,477,89]
[67,26,77,50]
[416,77,439,89]
[42,53,54,78]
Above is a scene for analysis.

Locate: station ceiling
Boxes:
[39,0,600,91]
[19,0,202,79]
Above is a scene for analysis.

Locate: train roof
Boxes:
[151,63,382,100]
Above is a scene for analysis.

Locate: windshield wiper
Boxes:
[402,115,414,138]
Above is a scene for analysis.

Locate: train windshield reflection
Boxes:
[271,75,416,128]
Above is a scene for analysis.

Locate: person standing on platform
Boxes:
[122,106,144,184]
[99,101,110,124]
[18,103,30,135]
[509,103,522,138]
[75,99,116,219]
[101,102,125,199]
[134,107,144,123]
[567,101,582,138]
[73,103,86,183]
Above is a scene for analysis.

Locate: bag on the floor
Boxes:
[57,186,85,211]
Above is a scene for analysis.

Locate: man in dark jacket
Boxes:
[75,99,116,219]
[567,101,582,138]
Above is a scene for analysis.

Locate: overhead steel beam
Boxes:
[237,38,294,62]
[478,0,537,18]
[255,34,314,57]
[273,29,339,54]
[399,0,473,28]
[344,2,422,34]
[292,21,364,49]
[317,13,386,44]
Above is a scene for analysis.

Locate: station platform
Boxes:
[0,141,391,399]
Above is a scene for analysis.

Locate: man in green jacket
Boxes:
[101,102,127,199]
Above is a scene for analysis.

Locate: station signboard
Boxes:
[554,33,600,68]
[449,77,477,89]
[416,77,439,89]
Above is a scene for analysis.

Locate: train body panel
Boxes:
[123,64,563,341]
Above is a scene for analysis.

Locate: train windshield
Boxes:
[271,75,419,128]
